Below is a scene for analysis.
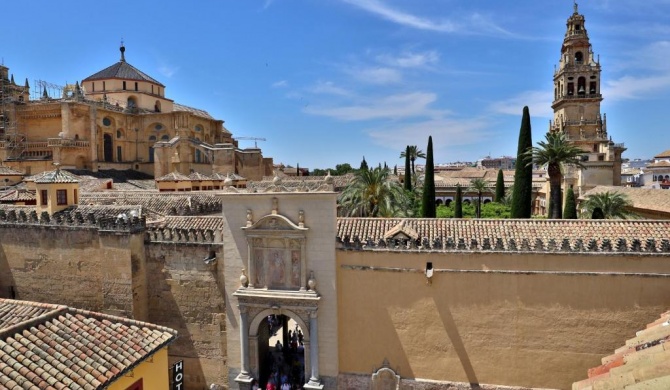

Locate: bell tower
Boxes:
[550,2,625,193]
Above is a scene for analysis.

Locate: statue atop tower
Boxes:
[549,4,625,194]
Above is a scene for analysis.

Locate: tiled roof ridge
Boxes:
[337,218,670,253]
[83,60,164,87]
[0,299,66,339]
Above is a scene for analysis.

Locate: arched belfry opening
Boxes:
[233,197,324,389]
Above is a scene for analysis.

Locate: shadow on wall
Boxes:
[145,244,226,388]
[0,243,17,299]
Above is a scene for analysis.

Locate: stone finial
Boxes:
[272,197,278,215]
[224,173,234,187]
[307,271,317,292]
[246,209,253,227]
[298,210,304,228]
[324,170,334,185]
[240,268,248,288]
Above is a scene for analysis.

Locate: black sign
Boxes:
[172,360,184,390]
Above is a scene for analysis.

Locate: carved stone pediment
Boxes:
[244,214,306,233]
[242,209,312,292]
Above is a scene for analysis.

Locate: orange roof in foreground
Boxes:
[573,310,670,389]
[0,298,177,389]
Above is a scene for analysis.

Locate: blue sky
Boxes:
[2,0,670,170]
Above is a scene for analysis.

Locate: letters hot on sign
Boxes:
[172,360,184,390]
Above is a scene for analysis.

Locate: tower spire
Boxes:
[120,40,126,62]
[574,1,578,14]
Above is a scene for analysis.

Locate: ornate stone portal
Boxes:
[233,198,324,389]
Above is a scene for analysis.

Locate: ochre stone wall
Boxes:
[0,225,142,318]
[337,250,670,390]
[0,225,227,390]
[145,242,227,389]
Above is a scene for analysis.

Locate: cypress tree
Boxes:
[393,165,398,176]
[404,146,412,192]
[563,187,577,219]
[421,136,436,218]
[495,169,505,202]
[454,184,463,218]
[359,156,368,171]
[511,106,533,218]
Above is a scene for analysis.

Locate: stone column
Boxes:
[235,305,254,389]
[305,310,324,389]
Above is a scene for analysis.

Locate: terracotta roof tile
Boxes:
[79,192,221,219]
[574,311,670,389]
[155,171,191,182]
[337,218,670,253]
[33,169,79,184]
[0,299,176,390]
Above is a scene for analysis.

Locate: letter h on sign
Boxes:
[172,360,184,390]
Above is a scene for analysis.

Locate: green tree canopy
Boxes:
[454,184,463,218]
[511,106,533,218]
[338,167,412,217]
[467,178,489,218]
[563,187,577,219]
[421,137,436,218]
[528,131,584,219]
[581,191,636,219]
[400,145,426,174]
[495,169,505,202]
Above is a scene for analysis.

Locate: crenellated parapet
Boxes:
[145,226,221,244]
[337,234,670,254]
[337,218,670,254]
[0,208,146,233]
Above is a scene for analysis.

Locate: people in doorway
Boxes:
[275,340,282,350]
[297,329,303,346]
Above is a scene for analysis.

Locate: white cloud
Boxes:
[376,50,439,68]
[304,91,439,121]
[158,65,179,78]
[308,81,351,96]
[367,117,493,151]
[489,90,554,119]
[340,0,518,37]
[262,0,274,10]
[346,66,402,84]
[603,73,670,101]
[341,0,457,32]
[272,80,289,88]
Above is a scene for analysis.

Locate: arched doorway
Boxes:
[257,314,307,388]
[103,134,113,162]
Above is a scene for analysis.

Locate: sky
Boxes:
[2,0,670,170]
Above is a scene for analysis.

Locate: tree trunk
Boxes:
[548,163,562,219]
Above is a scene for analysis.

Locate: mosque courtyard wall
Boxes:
[336,249,670,390]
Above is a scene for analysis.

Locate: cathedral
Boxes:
[0,45,273,180]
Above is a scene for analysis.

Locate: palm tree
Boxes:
[527,132,585,219]
[400,145,426,174]
[581,191,636,219]
[467,178,489,218]
[338,167,411,217]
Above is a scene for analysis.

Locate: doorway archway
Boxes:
[253,313,308,388]
[103,134,113,162]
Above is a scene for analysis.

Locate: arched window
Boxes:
[589,81,597,94]
[575,51,583,64]
[154,100,161,113]
[161,134,170,141]
[127,96,137,108]
[195,149,202,163]
[195,124,203,132]
[116,129,124,139]
[148,135,157,142]
[577,77,586,96]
